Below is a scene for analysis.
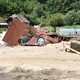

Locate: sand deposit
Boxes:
[0,34,80,80]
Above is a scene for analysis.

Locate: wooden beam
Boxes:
[66,47,80,55]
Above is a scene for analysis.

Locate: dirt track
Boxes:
[0,34,80,80]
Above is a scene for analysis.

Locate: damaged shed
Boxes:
[6,14,30,25]
[2,14,71,46]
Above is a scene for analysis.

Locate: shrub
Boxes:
[76,10,80,24]
[64,10,77,25]
[46,13,65,27]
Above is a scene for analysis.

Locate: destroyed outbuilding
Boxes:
[6,14,30,26]
[2,14,71,46]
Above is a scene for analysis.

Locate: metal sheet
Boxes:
[3,19,30,46]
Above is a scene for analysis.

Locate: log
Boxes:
[66,47,80,55]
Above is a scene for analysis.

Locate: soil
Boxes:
[0,34,80,80]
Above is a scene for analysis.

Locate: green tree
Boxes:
[38,16,48,26]
[24,3,46,25]
[57,0,77,14]
[70,1,80,11]
[76,10,80,24]
[64,10,77,25]
[6,1,19,15]
[23,0,38,14]
[45,0,55,13]
[0,0,7,15]
[37,0,47,3]
[31,3,44,18]
[46,13,65,32]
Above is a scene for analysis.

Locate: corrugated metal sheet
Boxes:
[26,34,57,46]
[3,19,30,46]
[29,26,37,36]
[27,36,39,45]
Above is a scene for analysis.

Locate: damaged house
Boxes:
[2,14,71,46]
[6,14,30,26]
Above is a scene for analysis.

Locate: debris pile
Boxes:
[3,19,30,46]
[1,14,71,46]
[70,42,80,52]
[65,41,80,55]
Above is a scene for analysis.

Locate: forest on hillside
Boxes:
[0,0,80,31]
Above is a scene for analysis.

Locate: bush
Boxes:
[76,10,80,24]
[38,16,48,27]
[46,13,65,27]
[64,10,77,25]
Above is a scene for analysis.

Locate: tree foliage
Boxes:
[0,0,80,28]
[64,10,80,25]
[46,13,65,32]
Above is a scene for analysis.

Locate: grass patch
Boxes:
[0,16,8,23]
[59,25,80,28]
[0,25,80,34]
[43,25,80,33]
[43,26,54,32]
[0,17,5,23]
[0,28,7,33]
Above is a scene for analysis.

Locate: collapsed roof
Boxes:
[2,14,71,46]
[6,14,29,25]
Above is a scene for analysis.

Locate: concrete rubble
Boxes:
[1,14,71,46]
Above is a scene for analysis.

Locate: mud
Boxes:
[0,34,80,80]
